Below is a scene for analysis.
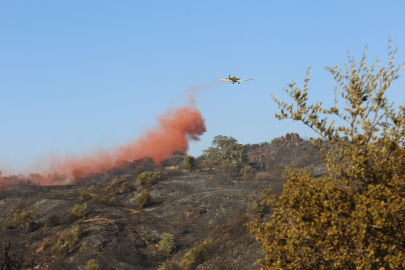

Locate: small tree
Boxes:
[182,155,195,172]
[158,233,175,253]
[203,135,248,168]
[168,151,186,166]
[248,40,405,269]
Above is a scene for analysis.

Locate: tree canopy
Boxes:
[202,135,248,167]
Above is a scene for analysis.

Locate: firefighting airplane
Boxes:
[218,75,253,84]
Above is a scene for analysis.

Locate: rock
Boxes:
[278,133,302,144]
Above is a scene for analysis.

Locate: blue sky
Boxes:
[1,1,405,174]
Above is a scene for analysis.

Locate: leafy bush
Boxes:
[180,239,215,268]
[2,210,34,230]
[45,214,63,227]
[51,225,81,260]
[158,233,175,253]
[92,195,116,206]
[135,190,151,207]
[67,203,87,222]
[271,137,279,144]
[104,176,135,194]
[85,259,99,270]
[51,240,68,260]
[64,225,81,250]
[240,165,256,180]
[80,190,93,201]
[136,172,162,186]
[281,162,314,178]
[249,41,405,269]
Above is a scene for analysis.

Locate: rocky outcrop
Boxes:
[278,132,302,144]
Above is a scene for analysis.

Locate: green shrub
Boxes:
[104,176,135,194]
[180,239,215,268]
[136,172,153,185]
[80,190,93,201]
[64,225,81,250]
[2,210,34,230]
[240,165,256,180]
[157,266,166,270]
[136,172,162,186]
[135,190,151,207]
[85,259,99,270]
[92,195,116,206]
[51,225,81,259]
[158,233,175,253]
[271,137,279,144]
[281,162,314,179]
[51,240,68,260]
[45,214,63,227]
[67,203,87,222]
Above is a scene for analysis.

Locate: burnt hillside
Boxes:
[0,134,326,270]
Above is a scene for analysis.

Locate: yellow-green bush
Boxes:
[180,239,215,268]
[64,225,81,250]
[85,259,99,270]
[80,190,93,201]
[158,233,175,253]
[281,162,314,178]
[249,42,405,269]
[104,176,135,194]
[136,172,161,186]
[92,195,116,206]
[51,240,67,260]
[67,203,87,222]
[2,210,34,230]
[135,190,151,207]
[240,165,256,180]
[51,225,81,259]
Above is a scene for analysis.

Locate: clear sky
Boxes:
[1,1,405,175]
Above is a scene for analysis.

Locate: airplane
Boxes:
[218,74,253,84]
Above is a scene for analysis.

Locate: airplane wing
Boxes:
[236,79,253,81]
[218,79,232,81]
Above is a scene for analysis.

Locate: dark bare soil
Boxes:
[0,140,326,270]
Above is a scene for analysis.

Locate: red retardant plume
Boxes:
[27,105,206,184]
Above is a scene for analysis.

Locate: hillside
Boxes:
[0,134,325,270]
